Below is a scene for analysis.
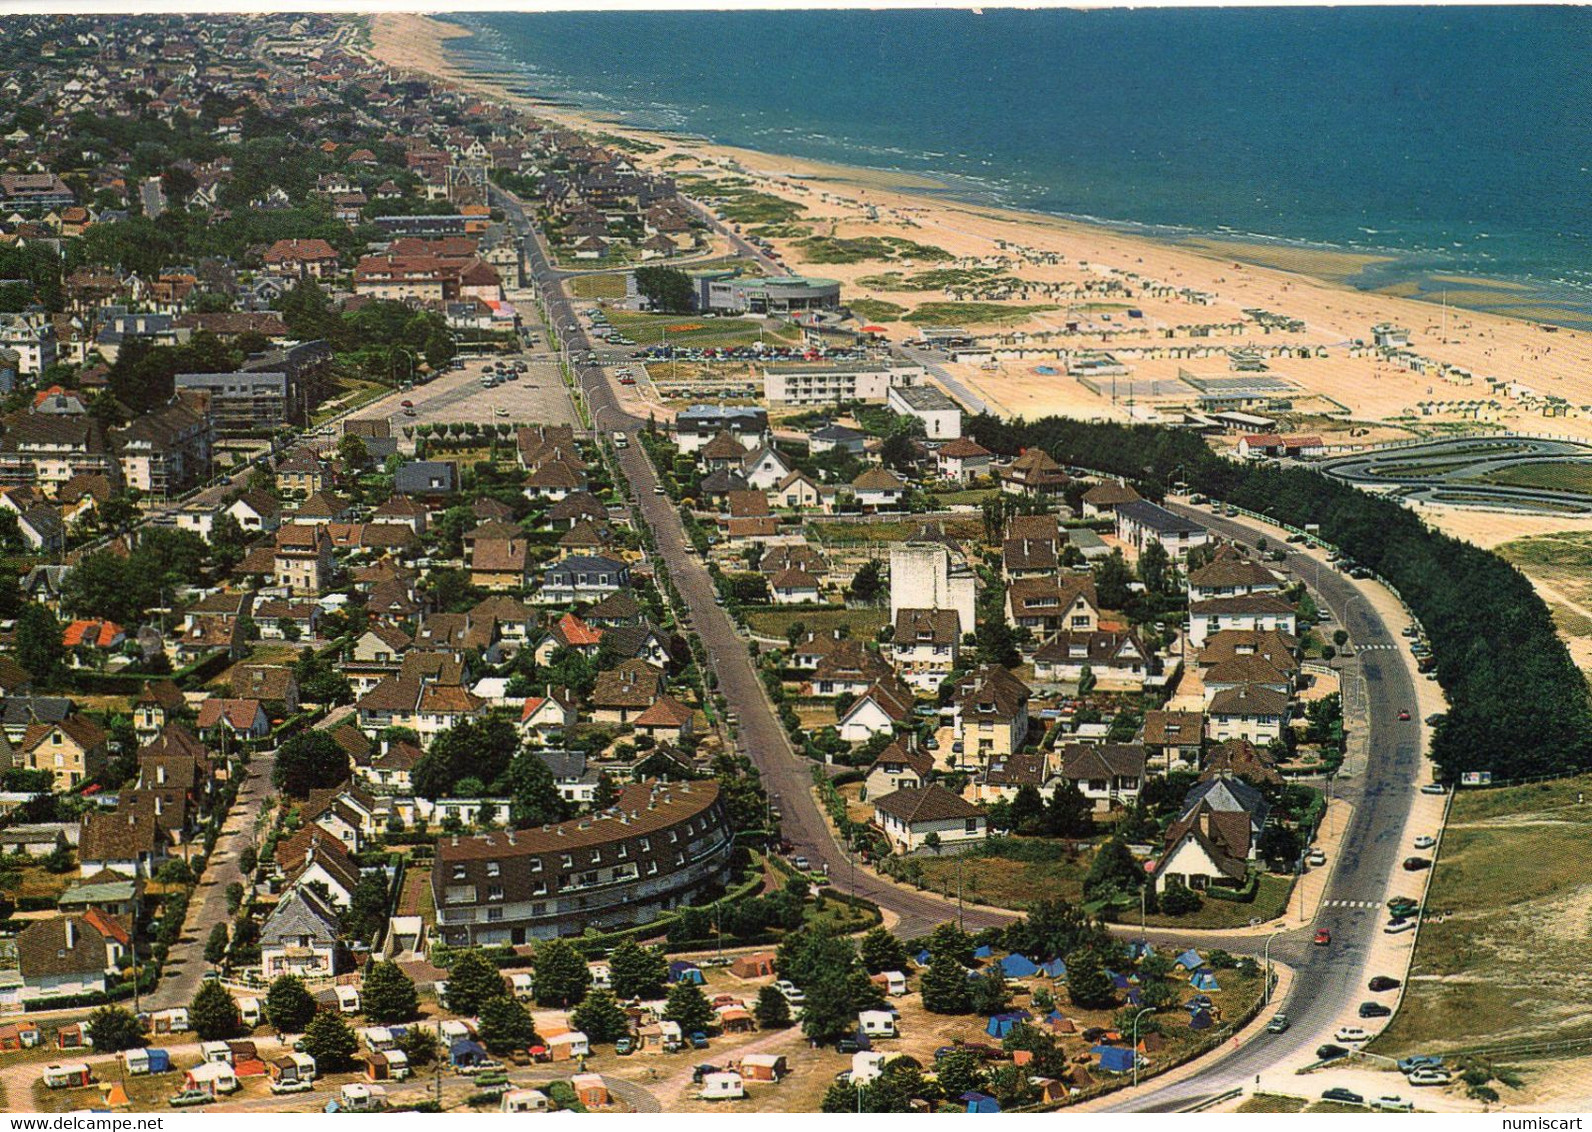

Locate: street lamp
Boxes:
[1131,1007,1155,1089]
[1263,928,1284,1006]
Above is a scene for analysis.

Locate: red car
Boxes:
[1314,929,1332,946]
[400,399,414,408]
[1398,709,1412,721]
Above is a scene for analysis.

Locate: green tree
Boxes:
[755,985,792,1030]
[1092,549,1135,610]
[1158,877,1203,916]
[1064,948,1117,1010]
[15,604,65,686]
[477,995,538,1055]
[968,967,1010,1016]
[531,939,590,1008]
[848,559,883,605]
[189,979,242,1041]
[86,1005,146,1053]
[265,975,318,1034]
[1082,837,1145,904]
[801,967,878,1043]
[926,923,976,967]
[505,748,568,828]
[608,940,668,1000]
[444,949,508,1016]
[633,265,694,313]
[340,872,391,945]
[1009,783,1046,835]
[272,730,350,798]
[662,980,715,1035]
[1042,780,1096,839]
[302,1009,358,1072]
[1137,539,1172,593]
[204,922,230,965]
[362,961,420,1024]
[920,950,973,1014]
[570,988,629,1044]
[858,926,910,975]
[935,1047,986,1099]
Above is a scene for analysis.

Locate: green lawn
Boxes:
[605,310,796,348]
[570,273,628,300]
[793,235,949,266]
[1478,460,1592,495]
[848,298,907,323]
[1140,873,1296,930]
[809,517,984,545]
[744,605,889,641]
[1239,1095,1307,1113]
[911,851,1089,911]
[905,301,1060,326]
[1370,773,1592,1057]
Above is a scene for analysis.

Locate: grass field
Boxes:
[848,298,907,323]
[605,310,797,348]
[1496,531,1592,609]
[913,850,1089,911]
[905,301,1060,326]
[744,605,889,641]
[1140,873,1296,930]
[570,273,628,300]
[809,517,983,545]
[1478,461,1592,495]
[793,235,949,265]
[1238,1095,1308,1113]
[1370,774,1592,1056]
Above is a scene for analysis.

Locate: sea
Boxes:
[442,7,1592,327]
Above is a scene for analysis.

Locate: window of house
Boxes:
[486,907,503,922]
[486,861,500,877]
[487,885,503,901]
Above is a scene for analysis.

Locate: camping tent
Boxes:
[998,954,1038,979]
[1044,1010,1076,1034]
[1189,970,1220,992]
[1092,1046,1136,1074]
[1038,959,1067,979]
[1189,1009,1214,1031]
[669,961,706,986]
[1176,948,1203,970]
[972,945,995,960]
[985,1011,1032,1038]
[449,1039,489,1068]
[961,1092,1001,1114]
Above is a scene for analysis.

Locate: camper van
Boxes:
[239,998,262,1027]
[699,1070,745,1101]
[43,1063,91,1089]
[510,972,536,1001]
[502,1089,550,1114]
[859,1010,897,1038]
[338,1084,387,1112]
[335,985,361,1015]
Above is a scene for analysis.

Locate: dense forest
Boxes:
[967,414,1592,781]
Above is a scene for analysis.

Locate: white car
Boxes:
[1413,836,1436,850]
[1306,848,1327,866]
[1335,1026,1372,1044]
[1407,1068,1452,1086]
[774,980,806,1005]
[1374,1096,1413,1112]
[1384,918,1417,934]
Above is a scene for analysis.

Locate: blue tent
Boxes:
[1038,958,1067,979]
[1127,988,1142,1006]
[1092,1045,1136,1074]
[450,1038,488,1067]
[985,1010,1032,1038]
[1127,940,1156,961]
[914,948,931,965]
[973,944,995,960]
[961,1092,1001,1114]
[1109,972,1133,990]
[1189,970,1220,992]
[1189,1009,1214,1031]
[999,954,1039,979]
[669,961,706,985]
[1176,948,1203,970]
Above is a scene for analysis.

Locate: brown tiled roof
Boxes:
[1141,710,1204,748]
[894,607,960,646]
[1003,538,1058,572]
[16,916,107,980]
[593,661,663,710]
[1188,549,1280,589]
[1189,594,1295,616]
[1207,684,1291,717]
[866,740,933,781]
[79,810,160,862]
[1204,655,1293,686]
[1059,743,1147,780]
[231,665,296,702]
[634,695,693,728]
[873,784,984,824]
[437,780,720,862]
[1081,481,1140,507]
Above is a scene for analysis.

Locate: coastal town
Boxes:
[0,8,1581,1119]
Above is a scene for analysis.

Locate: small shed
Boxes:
[502,1088,550,1113]
[185,1061,239,1095]
[669,960,705,986]
[43,1063,91,1089]
[571,1072,609,1107]
[962,1091,1001,1114]
[700,1070,745,1101]
[450,1038,490,1068]
[999,954,1039,979]
[858,1010,897,1038]
[1092,1045,1136,1074]
[730,951,776,979]
[740,1052,787,1081]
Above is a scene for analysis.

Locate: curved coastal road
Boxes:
[497,185,1431,1105]
[1321,436,1592,514]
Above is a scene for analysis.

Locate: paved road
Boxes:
[140,176,166,220]
[1101,503,1426,1111]
[150,743,277,1010]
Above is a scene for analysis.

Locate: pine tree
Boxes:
[477,995,538,1055]
[265,975,318,1034]
[920,951,973,1015]
[204,922,230,965]
[86,1006,145,1052]
[444,949,508,1016]
[531,938,590,1008]
[1064,948,1117,1010]
[608,940,667,1000]
[754,985,792,1030]
[362,961,420,1024]
[662,981,715,1035]
[189,979,242,1041]
[302,1009,358,1072]
[858,926,910,975]
[570,988,630,1044]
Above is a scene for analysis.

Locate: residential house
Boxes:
[862,740,933,801]
[1005,576,1101,637]
[890,608,960,692]
[259,885,344,980]
[849,467,907,513]
[934,437,993,483]
[1206,684,1289,745]
[1141,710,1205,772]
[519,688,577,746]
[1114,500,1210,560]
[872,785,987,855]
[837,678,915,744]
[1187,595,1298,649]
[769,567,821,605]
[591,661,664,724]
[1001,448,1069,498]
[1080,481,1140,519]
[23,716,109,790]
[16,917,115,1002]
[538,555,630,605]
[274,524,336,595]
[1031,630,1150,689]
[952,666,1031,764]
[1057,743,1147,813]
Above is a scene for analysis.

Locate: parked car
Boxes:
[689,1032,710,1050]
[1413,836,1437,850]
[1374,1096,1413,1111]
[1385,918,1417,935]
[1314,929,1332,946]
[1369,976,1402,992]
[1306,848,1327,866]
[836,1038,860,1055]
[1407,1068,1453,1086]
[791,857,809,872]
[1316,1044,1349,1062]
[1420,783,1447,795]
[615,1037,634,1056]
[1358,1002,1392,1019]
[1403,856,1432,871]
[1397,1055,1443,1074]
[270,1080,314,1095]
[1335,1027,1371,1044]
[1321,1087,1365,1106]
[1397,709,1411,721]
[1265,1014,1290,1034]
[168,1091,215,1108]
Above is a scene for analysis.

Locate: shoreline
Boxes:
[425,13,1586,333]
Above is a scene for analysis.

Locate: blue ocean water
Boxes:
[446,7,1592,324]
